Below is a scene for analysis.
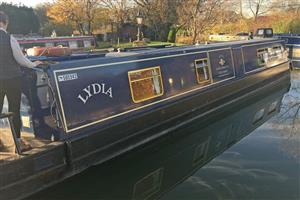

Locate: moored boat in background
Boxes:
[16,35,96,51]
[276,35,300,69]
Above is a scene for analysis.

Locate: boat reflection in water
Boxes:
[28,80,298,200]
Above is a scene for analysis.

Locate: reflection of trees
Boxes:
[272,71,300,159]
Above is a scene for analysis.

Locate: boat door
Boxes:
[231,46,245,77]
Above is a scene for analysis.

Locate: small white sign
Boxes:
[58,73,78,82]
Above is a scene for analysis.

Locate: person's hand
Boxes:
[33,60,43,66]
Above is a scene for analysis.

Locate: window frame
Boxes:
[292,47,300,57]
[273,45,287,59]
[192,138,210,166]
[257,47,269,67]
[128,66,164,103]
[253,108,265,124]
[194,58,212,85]
[268,100,279,114]
[272,45,283,52]
[132,168,164,200]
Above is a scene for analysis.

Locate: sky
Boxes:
[1,0,52,7]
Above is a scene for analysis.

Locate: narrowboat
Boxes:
[16,35,96,51]
[276,35,300,69]
[29,85,288,200]
[208,28,274,43]
[0,38,290,199]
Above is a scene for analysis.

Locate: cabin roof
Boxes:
[46,38,284,70]
[277,36,300,39]
[111,38,281,56]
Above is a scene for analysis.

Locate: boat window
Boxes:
[257,45,286,68]
[257,29,264,35]
[133,168,163,200]
[268,100,278,114]
[269,46,281,57]
[69,41,78,49]
[128,67,164,103]
[293,48,300,57]
[91,39,95,46]
[193,139,210,166]
[266,29,273,35]
[253,108,265,124]
[273,46,282,53]
[273,45,285,58]
[84,40,92,48]
[195,58,211,85]
[77,40,84,48]
[32,42,45,47]
[257,48,268,66]
[45,42,54,47]
[55,41,68,47]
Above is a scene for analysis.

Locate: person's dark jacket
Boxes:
[0,29,22,80]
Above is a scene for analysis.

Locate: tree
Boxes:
[269,0,300,34]
[134,0,180,41]
[246,0,271,22]
[0,3,40,34]
[85,0,101,35]
[176,0,224,43]
[47,0,101,35]
[34,3,73,36]
[100,0,134,40]
[34,3,49,26]
[271,0,300,13]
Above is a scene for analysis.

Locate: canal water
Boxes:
[29,71,300,200]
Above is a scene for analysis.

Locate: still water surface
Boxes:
[163,71,300,200]
[29,72,300,200]
[162,126,300,200]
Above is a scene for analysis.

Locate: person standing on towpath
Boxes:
[0,11,42,151]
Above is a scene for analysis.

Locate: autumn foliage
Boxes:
[0,0,299,42]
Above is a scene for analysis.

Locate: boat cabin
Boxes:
[0,38,290,154]
[43,38,288,136]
